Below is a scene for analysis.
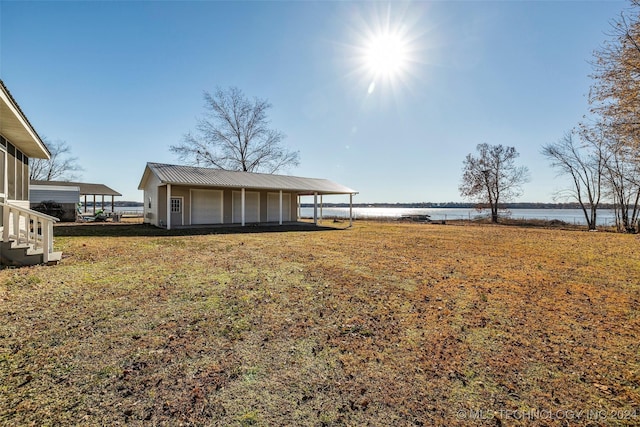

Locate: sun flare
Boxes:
[347,3,422,96]
[364,32,408,78]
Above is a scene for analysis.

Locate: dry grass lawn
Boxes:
[1,221,639,426]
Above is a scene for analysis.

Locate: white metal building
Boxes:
[31,180,122,213]
[30,184,81,204]
[29,184,80,221]
[138,163,357,230]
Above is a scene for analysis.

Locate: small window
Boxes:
[171,198,181,213]
[148,197,152,209]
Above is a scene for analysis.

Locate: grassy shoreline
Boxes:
[1,221,639,426]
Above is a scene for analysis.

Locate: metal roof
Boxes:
[30,185,81,204]
[31,180,122,196]
[139,163,357,195]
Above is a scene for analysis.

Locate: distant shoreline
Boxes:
[299,202,616,209]
[84,201,144,208]
[93,201,619,210]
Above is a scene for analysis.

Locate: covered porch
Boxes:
[296,192,357,227]
[161,184,357,230]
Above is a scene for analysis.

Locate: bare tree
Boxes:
[29,138,83,181]
[583,2,640,232]
[459,143,529,223]
[170,87,300,173]
[541,131,607,230]
[589,3,640,151]
[603,142,640,232]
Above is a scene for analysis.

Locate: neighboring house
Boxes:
[138,162,357,230]
[31,180,121,214]
[29,184,81,222]
[0,80,61,265]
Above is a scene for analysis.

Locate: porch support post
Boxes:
[279,190,283,225]
[297,195,301,220]
[111,195,115,213]
[313,192,318,225]
[93,194,96,214]
[241,188,245,226]
[84,195,87,213]
[101,195,105,211]
[349,193,353,227]
[166,184,172,230]
[319,195,323,224]
[43,221,54,263]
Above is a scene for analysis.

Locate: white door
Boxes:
[232,191,260,223]
[267,192,291,222]
[170,197,183,226]
[191,190,223,224]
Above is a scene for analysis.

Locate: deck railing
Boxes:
[1,202,59,263]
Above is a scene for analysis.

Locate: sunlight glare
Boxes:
[345,3,424,99]
[364,32,408,78]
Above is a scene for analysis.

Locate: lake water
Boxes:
[112,205,622,226]
[299,207,621,226]
[113,206,144,214]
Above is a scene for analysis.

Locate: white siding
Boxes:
[232,191,259,223]
[267,192,291,222]
[143,173,161,226]
[191,189,223,224]
[30,185,80,204]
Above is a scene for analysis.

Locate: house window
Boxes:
[22,155,29,200]
[7,143,15,200]
[0,150,5,198]
[1,134,29,201]
[148,197,152,209]
[16,151,23,200]
[171,198,181,213]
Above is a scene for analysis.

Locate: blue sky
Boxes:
[0,0,627,203]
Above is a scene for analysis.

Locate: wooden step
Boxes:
[0,241,62,266]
